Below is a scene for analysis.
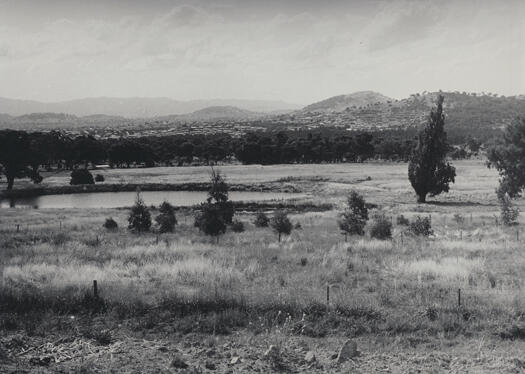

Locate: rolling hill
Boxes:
[303,91,393,112]
[0,97,300,118]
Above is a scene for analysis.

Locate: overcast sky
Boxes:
[0,0,523,104]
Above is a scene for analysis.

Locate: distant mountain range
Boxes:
[0,96,300,118]
[1,91,524,136]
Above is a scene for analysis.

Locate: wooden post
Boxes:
[156,234,159,245]
[470,213,473,224]
[16,224,20,232]
[457,288,461,307]
[517,229,520,242]
[460,230,462,240]
[93,280,98,298]
[59,220,62,230]
[326,285,330,307]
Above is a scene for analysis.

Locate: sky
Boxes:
[0,0,524,104]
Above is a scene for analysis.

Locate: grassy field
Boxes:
[3,160,525,372]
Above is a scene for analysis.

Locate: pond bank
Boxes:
[0,181,302,199]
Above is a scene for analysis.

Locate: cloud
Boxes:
[0,0,523,102]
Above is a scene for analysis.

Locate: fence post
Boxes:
[93,280,98,298]
[326,285,330,307]
[16,224,20,232]
[457,288,461,307]
[517,229,520,242]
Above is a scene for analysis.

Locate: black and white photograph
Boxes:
[1,0,525,372]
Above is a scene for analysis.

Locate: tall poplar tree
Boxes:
[408,95,456,203]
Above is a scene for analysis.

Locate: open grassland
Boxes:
[3,160,525,372]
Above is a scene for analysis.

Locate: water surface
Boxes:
[0,191,306,209]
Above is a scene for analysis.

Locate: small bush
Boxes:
[95,174,105,182]
[103,217,118,230]
[409,216,433,236]
[195,203,227,237]
[70,169,94,185]
[499,192,519,226]
[155,201,177,233]
[271,210,293,242]
[128,191,151,233]
[300,257,307,266]
[231,219,245,233]
[370,213,392,240]
[254,211,269,227]
[453,213,465,225]
[338,191,369,239]
[294,222,302,229]
[396,214,410,226]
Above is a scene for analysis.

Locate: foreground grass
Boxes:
[2,204,525,341]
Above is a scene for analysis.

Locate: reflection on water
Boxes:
[0,191,305,209]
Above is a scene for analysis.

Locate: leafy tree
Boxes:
[254,211,270,227]
[70,169,95,185]
[0,130,32,190]
[338,191,369,240]
[488,118,525,198]
[271,210,293,242]
[408,95,456,203]
[128,190,152,233]
[155,201,177,233]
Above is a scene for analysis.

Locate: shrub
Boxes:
[338,191,369,240]
[195,203,227,239]
[409,216,433,236]
[370,213,392,240]
[453,213,465,225]
[499,191,519,226]
[155,201,177,233]
[128,191,151,233]
[70,169,94,185]
[231,219,245,233]
[95,174,105,182]
[294,222,302,230]
[254,211,269,227]
[396,214,410,226]
[271,210,293,242]
[195,169,235,240]
[103,217,118,230]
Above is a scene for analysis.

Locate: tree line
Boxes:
[0,128,423,190]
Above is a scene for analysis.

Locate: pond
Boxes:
[0,191,307,209]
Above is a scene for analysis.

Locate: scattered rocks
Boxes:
[171,355,189,369]
[336,340,358,363]
[305,351,316,363]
